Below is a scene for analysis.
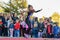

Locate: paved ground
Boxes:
[0,37,59,40]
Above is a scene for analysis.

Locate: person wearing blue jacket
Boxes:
[9,20,14,37]
[32,21,38,38]
[53,22,59,38]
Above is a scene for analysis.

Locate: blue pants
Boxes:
[32,30,38,38]
[14,30,20,37]
[54,34,58,38]
[33,33,38,38]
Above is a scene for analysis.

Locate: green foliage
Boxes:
[0,0,27,14]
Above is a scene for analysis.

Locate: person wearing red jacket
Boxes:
[14,19,20,37]
[46,21,53,38]
[0,19,3,36]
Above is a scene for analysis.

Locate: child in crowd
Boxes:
[9,20,14,37]
[38,18,45,38]
[32,21,38,38]
[20,18,29,38]
[53,22,59,38]
[42,18,48,38]
[7,17,12,36]
[14,19,20,37]
[0,19,3,36]
[7,17,12,28]
[46,21,53,38]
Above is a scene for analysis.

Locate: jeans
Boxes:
[32,30,38,38]
[0,30,2,36]
[14,30,20,37]
[54,34,58,38]
[9,28,14,37]
[33,33,38,38]
[38,32,43,38]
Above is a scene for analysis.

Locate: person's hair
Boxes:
[28,5,32,8]
[28,5,33,11]
[44,18,48,20]
[49,17,52,19]
[16,19,19,22]
[53,22,58,26]
[39,18,43,21]
[47,18,50,22]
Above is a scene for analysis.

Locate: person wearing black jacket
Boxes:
[38,18,45,38]
[0,13,6,36]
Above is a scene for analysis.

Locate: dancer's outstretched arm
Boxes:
[34,9,43,13]
[23,9,42,13]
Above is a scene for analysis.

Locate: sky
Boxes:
[0,0,9,3]
[27,0,60,18]
[0,0,60,18]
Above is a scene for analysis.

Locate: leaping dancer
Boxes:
[26,5,42,27]
[24,5,43,36]
[20,5,43,38]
